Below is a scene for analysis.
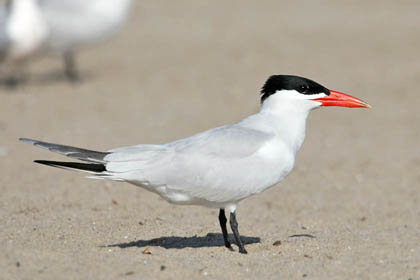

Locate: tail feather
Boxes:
[19,138,109,163]
[34,160,106,173]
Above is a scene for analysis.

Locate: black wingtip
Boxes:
[34,160,106,172]
[34,160,52,165]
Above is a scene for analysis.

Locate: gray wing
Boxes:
[19,138,109,163]
[104,144,172,173]
[169,124,274,158]
[158,125,278,203]
[103,124,273,173]
[130,125,275,203]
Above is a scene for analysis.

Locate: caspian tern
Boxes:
[0,0,131,85]
[20,75,370,253]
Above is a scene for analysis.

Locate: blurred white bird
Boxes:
[0,0,49,84]
[20,75,371,253]
[0,0,132,85]
[39,0,132,81]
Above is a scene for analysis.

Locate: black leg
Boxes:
[63,52,80,82]
[218,209,233,250]
[229,211,247,254]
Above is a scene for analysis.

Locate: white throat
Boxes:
[258,90,323,153]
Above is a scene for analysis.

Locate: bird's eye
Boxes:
[299,84,309,93]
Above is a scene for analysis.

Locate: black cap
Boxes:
[260,75,330,103]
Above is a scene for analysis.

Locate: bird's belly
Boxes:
[144,159,293,206]
[130,180,232,208]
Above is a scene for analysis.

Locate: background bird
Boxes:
[39,0,132,81]
[20,75,370,254]
[0,0,132,86]
[0,0,48,85]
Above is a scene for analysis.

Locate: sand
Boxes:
[1,1,419,279]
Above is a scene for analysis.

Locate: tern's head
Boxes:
[260,75,370,112]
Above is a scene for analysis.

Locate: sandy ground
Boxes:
[1,1,420,279]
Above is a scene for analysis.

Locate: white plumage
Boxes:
[0,0,48,72]
[39,0,132,54]
[20,75,370,253]
[102,109,298,209]
[0,0,132,82]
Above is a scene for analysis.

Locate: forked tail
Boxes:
[19,138,112,177]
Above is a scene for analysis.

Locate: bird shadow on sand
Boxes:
[104,233,260,250]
